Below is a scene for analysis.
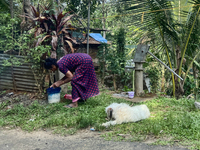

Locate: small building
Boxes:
[66,32,109,67]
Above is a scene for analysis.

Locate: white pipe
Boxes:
[148,51,183,80]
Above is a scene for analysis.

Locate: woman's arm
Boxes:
[50,71,73,88]
[62,70,73,84]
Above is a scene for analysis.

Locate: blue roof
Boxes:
[89,33,107,43]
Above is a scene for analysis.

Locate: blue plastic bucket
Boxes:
[47,87,61,103]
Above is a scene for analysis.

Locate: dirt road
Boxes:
[0,128,188,150]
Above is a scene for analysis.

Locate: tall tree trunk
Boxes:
[21,0,31,32]
[175,46,184,98]
[161,65,165,92]
[19,0,31,55]
[24,0,31,19]
[102,0,106,85]
[113,74,117,91]
[179,0,181,23]
[10,0,14,54]
[193,65,198,100]
[10,0,13,18]
[175,47,180,98]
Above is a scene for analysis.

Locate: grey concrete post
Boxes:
[135,62,144,96]
[133,44,150,97]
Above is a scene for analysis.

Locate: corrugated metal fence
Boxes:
[0,54,44,92]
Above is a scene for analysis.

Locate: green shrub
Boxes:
[145,65,161,93]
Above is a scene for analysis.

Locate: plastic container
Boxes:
[128,91,134,99]
[64,94,72,100]
[47,87,61,103]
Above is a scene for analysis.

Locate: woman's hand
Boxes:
[50,71,73,88]
[50,80,63,88]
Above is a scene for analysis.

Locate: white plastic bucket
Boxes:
[128,91,134,99]
[48,92,61,103]
[47,87,61,103]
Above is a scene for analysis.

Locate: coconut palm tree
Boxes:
[119,0,200,98]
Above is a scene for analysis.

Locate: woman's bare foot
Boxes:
[63,102,78,108]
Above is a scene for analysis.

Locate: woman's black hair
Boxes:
[44,58,58,69]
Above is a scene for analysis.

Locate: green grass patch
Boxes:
[0,93,200,149]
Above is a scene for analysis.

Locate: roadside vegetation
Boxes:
[0,0,200,149]
[0,91,200,149]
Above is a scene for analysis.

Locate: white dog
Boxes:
[102,103,150,127]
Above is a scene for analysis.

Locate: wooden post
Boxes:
[11,63,17,92]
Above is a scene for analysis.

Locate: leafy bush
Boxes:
[97,27,130,89]
[145,65,161,93]
[184,75,196,96]
[0,13,21,53]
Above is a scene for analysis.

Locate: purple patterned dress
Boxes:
[57,53,99,101]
